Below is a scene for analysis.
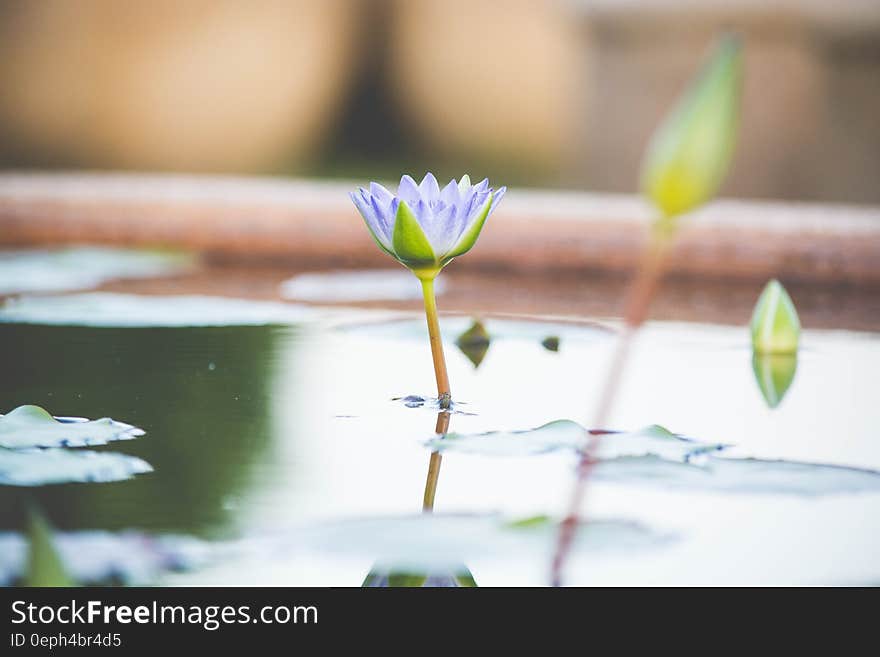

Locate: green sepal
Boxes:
[443,193,493,263]
[641,34,742,219]
[392,200,437,269]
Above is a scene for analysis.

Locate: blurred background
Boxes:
[0,0,878,203]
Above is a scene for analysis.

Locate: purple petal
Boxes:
[458,187,481,222]
[419,172,441,205]
[398,175,421,206]
[431,203,460,255]
[370,181,394,206]
[489,186,507,213]
[350,191,391,249]
[474,178,490,193]
[412,198,431,227]
[439,179,460,206]
[369,195,394,243]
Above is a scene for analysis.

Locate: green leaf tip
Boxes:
[751,279,801,354]
[25,506,74,587]
[641,33,743,220]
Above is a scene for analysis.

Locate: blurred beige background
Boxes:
[0,0,877,203]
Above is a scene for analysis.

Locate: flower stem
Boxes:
[550,230,673,586]
[420,277,452,409]
[423,413,450,511]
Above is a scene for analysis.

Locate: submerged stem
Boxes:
[550,232,673,586]
[420,277,452,409]
[423,413,450,511]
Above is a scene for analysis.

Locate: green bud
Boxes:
[752,353,798,409]
[641,34,743,220]
[751,279,801,354]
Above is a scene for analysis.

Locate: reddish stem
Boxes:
[550,234,672,586]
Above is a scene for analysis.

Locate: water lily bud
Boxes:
[350,173,506,280]
[751,279,801,354]
[641,35,742,221]
[752,353,798,409]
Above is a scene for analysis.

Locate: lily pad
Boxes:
[593,455,880,496]
[0,248,192,295]
[428,421,724,461]
[280,269,445,302]
[0,448,153,486]
[0,529,209,586]
[427,420,880,496]
[292,514,672,571]
[0,293,319,327]
[0,405,145,449]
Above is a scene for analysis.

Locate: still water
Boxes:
[1,293,878,585]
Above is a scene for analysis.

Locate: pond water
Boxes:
[1,254,879,585]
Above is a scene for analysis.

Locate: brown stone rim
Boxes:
[0,172,878,286]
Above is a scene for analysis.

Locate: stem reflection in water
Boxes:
[362,410,476,587]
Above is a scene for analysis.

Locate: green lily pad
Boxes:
[294,514,672,571]
[0,529,209,586]
[592,455,880,496]
[0,448,153,486]
[0,248,192,295]
[0,405,145,449]
[427,420,880,496]
[427,421,724,460]
[0,293,318,327]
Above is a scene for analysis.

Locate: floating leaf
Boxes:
[0,248,192,295]
[428,420,880,496]
[428,421,724,460]
[0,529,209,586]
[0,405,145,449]
[455,319,491,368]
[752,353,798,408]
[294,514,672,571]
[641,34,742,221]
[25,506,74,587]
[0,448,152,486]
[751,280,801,354]
[0,292,319,327]
[280,269,444,302]
[592,455,880,496]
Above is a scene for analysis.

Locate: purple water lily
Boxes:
[348,172,505,410]
[350,173,506,278]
